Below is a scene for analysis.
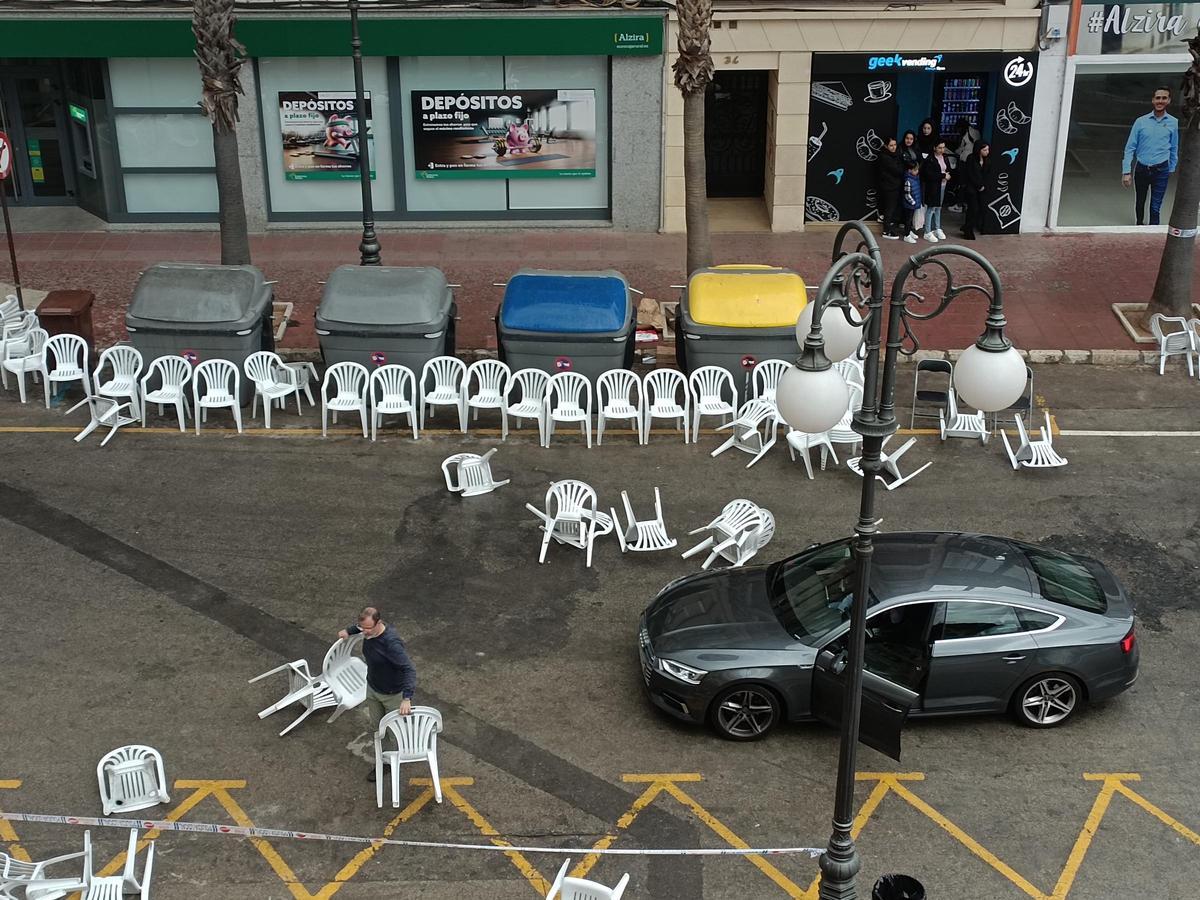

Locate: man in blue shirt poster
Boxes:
[1122,86,1179,226]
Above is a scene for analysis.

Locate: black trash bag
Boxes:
[872,873,925,900]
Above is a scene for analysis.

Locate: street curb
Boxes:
[277,347,1157,366]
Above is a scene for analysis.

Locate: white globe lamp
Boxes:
[776,364,850,434]
[953,344,1026,412]
[796,302,863,364]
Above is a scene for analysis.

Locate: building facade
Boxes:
[662,0,1045,233]
[0,2,667,231]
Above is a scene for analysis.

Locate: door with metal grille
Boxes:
[704,70,768,198]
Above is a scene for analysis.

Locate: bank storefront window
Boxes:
[398,55,608,215]
[109,58,217,215]
[257,56,397,215]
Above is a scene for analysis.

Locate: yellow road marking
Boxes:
[0,780,30,863]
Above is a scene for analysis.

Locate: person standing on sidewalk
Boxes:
[920,140,951,242]
[876,137,905,239]
[901,160,923,244]
[338,606,416,781]
[1122,86,1178,226]
[959,142,990,240]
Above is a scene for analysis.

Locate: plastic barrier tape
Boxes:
[0,810,823,857]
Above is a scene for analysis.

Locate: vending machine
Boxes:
[933,73,988,145]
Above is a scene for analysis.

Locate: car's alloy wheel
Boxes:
[1015,674,1080,728]
[710,685,780,741]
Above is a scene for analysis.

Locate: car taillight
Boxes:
[1120,627,1136,654]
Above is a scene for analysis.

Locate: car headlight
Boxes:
[658,658,708,685]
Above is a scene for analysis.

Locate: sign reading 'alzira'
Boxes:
[411,89,597,180]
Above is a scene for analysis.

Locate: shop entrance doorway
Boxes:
[704,70,768,198]
[0,67,76,206]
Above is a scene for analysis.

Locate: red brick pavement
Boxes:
[4,226,1188,351]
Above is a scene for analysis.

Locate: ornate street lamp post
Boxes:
[348,0,381,266]
[776,222,1027,900]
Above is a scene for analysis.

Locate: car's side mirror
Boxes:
[817,648,848,675]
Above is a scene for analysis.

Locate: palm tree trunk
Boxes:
[1147,34,1200,321]
[212,124,250,265]
[682,90,712,275]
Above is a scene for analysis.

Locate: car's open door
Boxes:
[812,648,917,761]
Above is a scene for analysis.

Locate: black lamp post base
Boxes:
[818,830,862,900]
[359,227,381,266]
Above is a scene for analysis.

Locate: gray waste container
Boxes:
[496,269,634,385]
[316,266,455,372]
[675,265,808,392]
[125,263,274,405]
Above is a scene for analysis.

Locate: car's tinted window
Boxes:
[934,602,1021,640]
[1016,545,1107,613]
[771,540,873,645]
[1016,608,1059,632]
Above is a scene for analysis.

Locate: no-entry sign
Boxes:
[0,131,11,181]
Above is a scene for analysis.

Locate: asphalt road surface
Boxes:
[1,364,1197,899]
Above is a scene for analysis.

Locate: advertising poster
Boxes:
[411,89,596,179]
[278,91,374,181]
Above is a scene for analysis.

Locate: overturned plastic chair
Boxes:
[545,859,630,900]
[248,634,367,737]
[375,706,444,808]
[681,499,775,570]
[939,391,989,444]
[525,479,612,568]
[612,487,676,553]
[97,746,170,816]
[1001,411,1068,470]
[67,394,139,448]
[2,830,90,900]
[442,448,509,497]
[847,436,932,490]
[83,829,154,900]
[710,398,778,468]
[785,427,838,480]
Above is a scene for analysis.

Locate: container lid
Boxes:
[318,266,452,328]
[127,263,271,330]
[500,269,630,334]
[687,265,807,328]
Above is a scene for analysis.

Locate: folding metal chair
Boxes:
[910,358,953,429]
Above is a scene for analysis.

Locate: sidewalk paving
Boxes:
[2,225,1191,353]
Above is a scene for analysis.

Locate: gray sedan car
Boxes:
[638,532,1138,743]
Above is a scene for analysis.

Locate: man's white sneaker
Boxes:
[924,233,939,243]
[903,234,918,243]
[935,229,947,240]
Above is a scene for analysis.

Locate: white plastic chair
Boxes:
[689,365,737,439]
[681,499,775,569]
[612,488,676,553]
[0,294,17,320]
[832,357,865,392]
[442,448,509,496]
[711,398,778,468]
[825,381,865,462]
[847,436,932,490]
[369,364,418,441]
[192,358,243,434]
[1150,313,1194,375]
[545,859,630,900]
[939,391,989,444]
[83,829,154,900]
[597,369,644,445]
[785,427,838,480]
[320,361,369,438]
[643,368,691,443]
[43,332,90,408]
[543,371,593,448]
[97,746,170,816]
[1,831,90,900]
[1001,411,1068,470]
[525,479,605,567]
[375,706,444,808]
[420,355,467,432]
[245,351,306,428]
[248,634,368,737]
[506,368,549,443]
[465,359,511,438]
[1,326,47,403]
[751,358,791,404]
[140,356,192,431]
[0,310,36,391]
[66,394,139,447]
[93,345,144,419]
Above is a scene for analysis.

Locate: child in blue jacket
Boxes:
[901,162,923,243]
